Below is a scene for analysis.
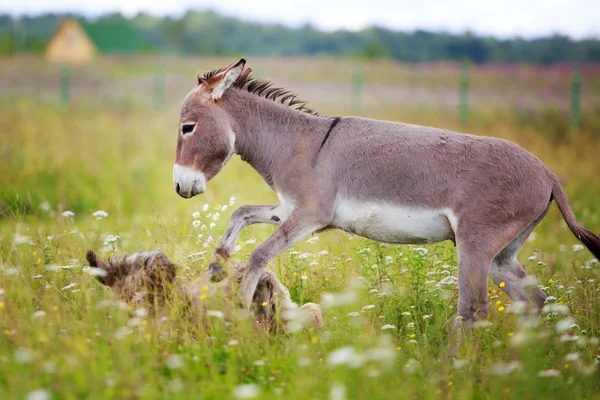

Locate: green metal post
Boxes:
[154,66,165,110]
[351,67,362,115]
[60,66,70,106]
[571,69,581,131]
[459,63,469,125]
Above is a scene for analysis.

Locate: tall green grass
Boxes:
[1,57,599,399]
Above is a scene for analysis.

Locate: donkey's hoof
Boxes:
[208,263,228,282]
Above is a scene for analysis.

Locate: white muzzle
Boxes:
[173,164,207,199]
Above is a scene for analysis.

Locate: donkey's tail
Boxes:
[552,178,600,260]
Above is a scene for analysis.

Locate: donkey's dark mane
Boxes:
[198,67,318,115]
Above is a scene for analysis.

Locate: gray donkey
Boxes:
[172,59,600,340]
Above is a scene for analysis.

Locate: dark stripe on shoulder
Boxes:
[319,117,341,150]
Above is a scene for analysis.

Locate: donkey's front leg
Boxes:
[237,211,324,309]
[209,205,281,281]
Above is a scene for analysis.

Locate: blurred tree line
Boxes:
[1,10,599,64]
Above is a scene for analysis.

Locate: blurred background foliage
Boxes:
[2,10,600,63]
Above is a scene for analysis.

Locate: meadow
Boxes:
[0,56,599,399]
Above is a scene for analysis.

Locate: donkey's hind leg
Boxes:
[449,221,530,355]
[489,204,550,310]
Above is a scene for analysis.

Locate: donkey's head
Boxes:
[173,59,248,199]
[86,250,177,308]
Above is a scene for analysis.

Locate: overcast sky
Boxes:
[2,0,599,39]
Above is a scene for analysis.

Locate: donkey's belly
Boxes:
[331,198,456,244]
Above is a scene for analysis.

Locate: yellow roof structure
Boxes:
[45,18,97,64]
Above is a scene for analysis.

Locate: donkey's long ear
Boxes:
[86,250,111,286]
[209,58,246,101]
[86,250,99,267]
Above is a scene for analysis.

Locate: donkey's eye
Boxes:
[181,123,196,136]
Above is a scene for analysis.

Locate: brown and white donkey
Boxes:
[173,59,600,336]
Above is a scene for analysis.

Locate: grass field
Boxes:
[1,56,599,399]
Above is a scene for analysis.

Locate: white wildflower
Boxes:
[114,327,131,340]
[27,389,50,400]
[413,247,428,256]
[166,354,184,369]
[135,308,148,318]
[555,317,575,333]
[330,382,346,400]
[15,347,34,363]
[228,340,239,346]
[542,303,569,314]
[61,210,74,217]
[212,212,221,221]
[209,223,216,229]
[207,310,224,319]
[384,256,394,264]
[103,235,120,246]
[202,204,209,212]
[86,268,107,277]
[572,244,584,252]
[453,359,470,369]
[93,210,108,220]
[245,238,256,245]
[381,324,396,330]
[327,346,363,367]
[39,201,51,212]
[528,255,537,261]
[233,384,260,399]
[489,361,523,376]
[322,292,358,308]
[32,310,46,319]
[192,220,202,228]
[347,312,360,317]
[473,321,492,329]
[233,245,242,253]
[306,236,319,244]
[300,275,308,280]
[565,352,581,362]
[527,232,537,242]
[401,312,411,316]
[61,283,77,291]
[221,205,228,212]
[298,252,312,259]
[309,261,319,266]
[361,304,375,311]
[435,275,458,288]
[229,197,236,206]
[560,334,579,342]
[538,369,560,378]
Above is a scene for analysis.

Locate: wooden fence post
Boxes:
[459,63,469,125]
[60,66,70,106]
[571,69,581,131]
[351,67,362,115]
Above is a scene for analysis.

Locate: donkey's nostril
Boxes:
[175,183,181,193]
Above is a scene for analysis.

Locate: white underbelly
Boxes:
[331,198,456,244]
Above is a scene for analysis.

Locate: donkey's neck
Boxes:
[221,90,326,188]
